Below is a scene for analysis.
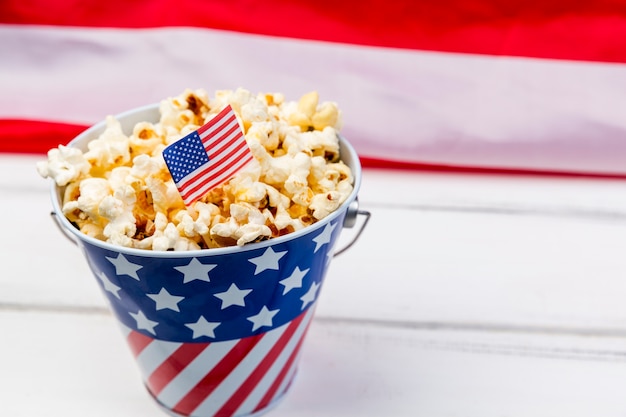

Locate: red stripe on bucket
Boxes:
[146,342,210,396]
[172,333,265,416]
[253,319,310,413]
[214,311,308,416]
[127,330,154,357]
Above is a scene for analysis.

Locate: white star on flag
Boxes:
[279,266,310,295]
[300,281,320,310]
[247,305,279,331]
[213,283,252,309]
[105,253,143,280]
[312,222,337,253]
[185,316,221,339]
[174,258,217,283]
[147,288,185,312]
[97,271,121,299]
[248,247,287,275]
[129,310,159,335]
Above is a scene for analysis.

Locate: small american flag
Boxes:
[162,104,254,206]
[90,219,341,416]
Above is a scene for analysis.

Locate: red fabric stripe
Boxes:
[253,318,310,413]
[146,342,210,397]
[359,157,626,180]
[10,120,626,179]
[2,0,626,62]
[126,330,154,357]
[0,119,85,154]
[172,332,265,416]
[215,311,308,416]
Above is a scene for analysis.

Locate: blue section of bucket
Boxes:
[79,211,345,343]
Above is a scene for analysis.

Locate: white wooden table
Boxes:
[3,154,626,416]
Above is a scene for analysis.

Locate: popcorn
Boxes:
[62,177,111,223]
[39,88,354,251]
[309,191,343,220]
[206,199,275,247]
[36,145,90,187]
[285,91,341,132]
[84,116,131,173]
[283,152,313,206]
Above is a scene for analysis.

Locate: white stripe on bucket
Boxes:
[190,315,293,416]
[235,306,315,415]
[156,338,239,408]
[135,339,183,379]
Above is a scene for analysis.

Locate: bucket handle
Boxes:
[51,211,79,246]
[334,199,371,257]
[51,203,372,255]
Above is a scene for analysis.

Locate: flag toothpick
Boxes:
[163,104,254,206]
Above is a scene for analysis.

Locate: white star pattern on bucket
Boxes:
[247,306,280,331]
[279,266,309,295]
[106,253,143,280]
[174,258,217,283]
[130,310,159,335]
[248,247,287,275]
[312,222,337,253]
[185,316,221,339]
[97,271,121,299]
[147,288,185,312]
[300,281,320,310]
[213,283,252,309]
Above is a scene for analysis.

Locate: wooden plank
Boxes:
[358,168,626,212]
[324,206,626,331]
[2,310,625,417]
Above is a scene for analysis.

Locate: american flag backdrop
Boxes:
[82,214,343,417]
[162,104,254,206]
[3,0,626,176]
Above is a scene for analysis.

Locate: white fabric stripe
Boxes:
[4,24,626,173]
[135,338,183,379]
[191,317,292,416]
[235,307,315,416]
[156,338,239,408]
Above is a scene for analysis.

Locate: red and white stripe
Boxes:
[176,105,253,205]
[119,306,315,417]
[3,0,626,176]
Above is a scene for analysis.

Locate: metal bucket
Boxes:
[48,104,369,417]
